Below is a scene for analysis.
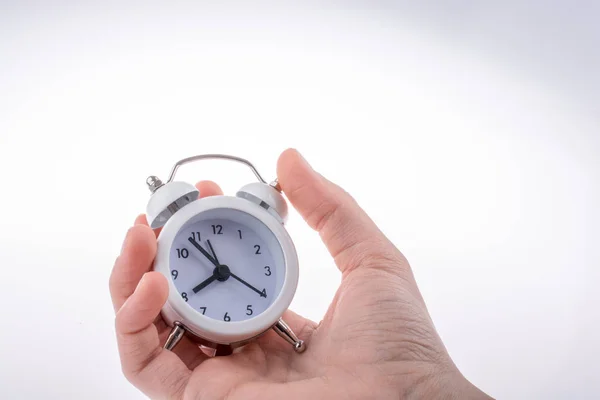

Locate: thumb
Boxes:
[277,149,410,280]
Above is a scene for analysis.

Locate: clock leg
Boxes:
[273,318,306,353]
[164,322,186,351]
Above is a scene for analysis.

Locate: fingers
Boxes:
[196,180,224,197]
[277,149,409,278]
[110,224,157,312]
[116,272,168,333]
[134,214,148,226]
[117,180,222,315]
[115,271,191,399]
[111,178,224,397]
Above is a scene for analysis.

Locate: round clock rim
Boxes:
[154,195,299,344]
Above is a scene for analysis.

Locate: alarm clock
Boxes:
[145,154,305,356]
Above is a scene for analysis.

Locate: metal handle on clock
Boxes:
[167,154,268,184]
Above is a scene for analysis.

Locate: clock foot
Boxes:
[164,322,185,351]
[273,318,306,353]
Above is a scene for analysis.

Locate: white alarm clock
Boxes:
[145,154,305,356]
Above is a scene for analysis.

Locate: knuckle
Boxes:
[361,248,407,272]
[286,177,311,204]
[114,311,127,333]
[338,238,408,278]
[118,334,162,380]
[312,184,354,232]
[310,197,342,232]
[287,176,347,232]
[121,363,139,385]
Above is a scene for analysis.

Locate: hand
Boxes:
[109,149,492,399]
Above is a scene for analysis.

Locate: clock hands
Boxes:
[192,274,217,293]
[191,267,265,298]
[188,237,267,298]
[205,240,265,297]
[229,273,267,298]
[188,237,219,267]
[206,240,220,264]
[187,237,224,294]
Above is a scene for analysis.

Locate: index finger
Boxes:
[115,271,191,399]
[109,224,157,312]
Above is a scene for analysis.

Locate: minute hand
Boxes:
[230,273,266,298]
[188,237,219,267]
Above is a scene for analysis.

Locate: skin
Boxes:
[109,149,493,400]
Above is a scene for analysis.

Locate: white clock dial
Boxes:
[169,208,286,323]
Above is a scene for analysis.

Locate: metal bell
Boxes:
[236,181,288,224]
[145,176,199,229]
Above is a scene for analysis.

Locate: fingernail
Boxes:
[133,214,147,226]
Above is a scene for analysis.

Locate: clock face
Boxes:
[169,208,286,323]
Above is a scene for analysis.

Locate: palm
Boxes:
[152,263,448,399]
[110,150,489,399]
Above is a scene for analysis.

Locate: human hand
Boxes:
[109,149,492,399]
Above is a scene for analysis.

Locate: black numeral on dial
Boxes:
[254,245,261,254]
[200,307,206,315]
[238,229,242,239]
[190,232,201,241]
[264,266,271,276]
[223,312,231,322]
[171,270,178,280]
[181,292,188,302]
[246,305,253,315]
[176,248,189,258]
[212,224,223,235]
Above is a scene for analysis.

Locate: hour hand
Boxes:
[188,237,219,267]
[207,240,220,264]
[192,274,217,293]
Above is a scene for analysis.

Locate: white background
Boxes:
[1,2,599,399]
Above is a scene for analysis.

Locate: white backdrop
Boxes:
[1,2,599,399]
